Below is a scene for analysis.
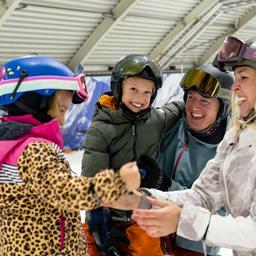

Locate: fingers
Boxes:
[104,192,142,210]
[132,207,164,218]
[147,197,174,208]
[120,161,137,170]
[135,222,167,238]
[132,209,163,227]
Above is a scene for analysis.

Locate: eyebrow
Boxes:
[236,67,248,74]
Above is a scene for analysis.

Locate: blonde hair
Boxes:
[229,92,256,134]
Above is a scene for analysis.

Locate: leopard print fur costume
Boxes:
[0,142,127,255]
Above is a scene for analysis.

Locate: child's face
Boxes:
[47,90,72,126]
[121,76,155,112]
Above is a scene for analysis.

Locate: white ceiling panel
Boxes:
[0,0,255,74]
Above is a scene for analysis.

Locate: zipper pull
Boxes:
[131,125,136,136]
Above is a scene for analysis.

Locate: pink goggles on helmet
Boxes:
[72,74,88,104]
[0,73,89,104]
[218,37,256,62]
[213,36,256,70]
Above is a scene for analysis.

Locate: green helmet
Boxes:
[110,54,163,105]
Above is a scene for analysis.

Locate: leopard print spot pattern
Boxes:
[0,141,129,255]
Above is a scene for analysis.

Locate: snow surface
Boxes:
[65,150,232,256]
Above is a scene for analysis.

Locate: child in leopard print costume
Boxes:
[0,55,140,256]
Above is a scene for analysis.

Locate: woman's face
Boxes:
[232,66,256,119]
[185,90,220,132]
[121,76,155,112]
[47,90,72,126]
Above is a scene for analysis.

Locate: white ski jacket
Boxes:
[148,126,256,256]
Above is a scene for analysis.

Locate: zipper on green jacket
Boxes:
[131,124,136,159]
[131,124,136,136]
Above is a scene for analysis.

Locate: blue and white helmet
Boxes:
[0,55,88,107]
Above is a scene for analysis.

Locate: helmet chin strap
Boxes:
[10,70,28,100]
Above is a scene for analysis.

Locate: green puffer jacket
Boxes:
[81,94,184,177]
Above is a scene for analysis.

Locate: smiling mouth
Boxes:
[237,97,247,105]
[191,113,203,119]
[131,102,143,108]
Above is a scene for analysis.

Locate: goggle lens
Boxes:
[218,37,244,61]
[117,56,162,82]
[180,68,220,98]
[72,74,88,104]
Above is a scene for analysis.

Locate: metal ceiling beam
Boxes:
[160,2,223,70]
[150,0,219,61]
[68,0,138,70]
[199,6,256,65]
[0,0,21,27]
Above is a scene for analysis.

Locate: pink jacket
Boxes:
[0,114,63,169]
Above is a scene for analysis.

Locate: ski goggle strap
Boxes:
[117,56,162,81]
[180,68,221,98]
[217,36,256,63]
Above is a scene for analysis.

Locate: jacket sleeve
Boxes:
[18,142,128,211]
[81,123,110,177]
[177,201,256,252]
[177,135,256,251]
[160,101,184,132]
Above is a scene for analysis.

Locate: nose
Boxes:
[190,98,202,110]
[231,80,239,92]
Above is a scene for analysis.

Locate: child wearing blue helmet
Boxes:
[0,55,140,255]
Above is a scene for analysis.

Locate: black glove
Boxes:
[87,207,129,256]
[137,155,172,191]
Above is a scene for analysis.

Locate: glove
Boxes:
[137,155,172,191]
[87,207,129,256]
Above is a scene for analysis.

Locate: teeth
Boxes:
[192,113,203,118]
[237,97,246,103]
[132,102,142,108]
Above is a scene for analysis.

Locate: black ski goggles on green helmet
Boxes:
[180,68,220,98]
[117,55,162,85]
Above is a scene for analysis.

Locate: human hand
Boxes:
[119,161,140,191]
[103,190,142,210]
[132,197,181,237]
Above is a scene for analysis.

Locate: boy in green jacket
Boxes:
[81,54,183,256]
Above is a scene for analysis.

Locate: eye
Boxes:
[187,94,193,100]
[145,90,152,95]
[201,98,210,104]
[58,105,68,113]
[130,87,137,92]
